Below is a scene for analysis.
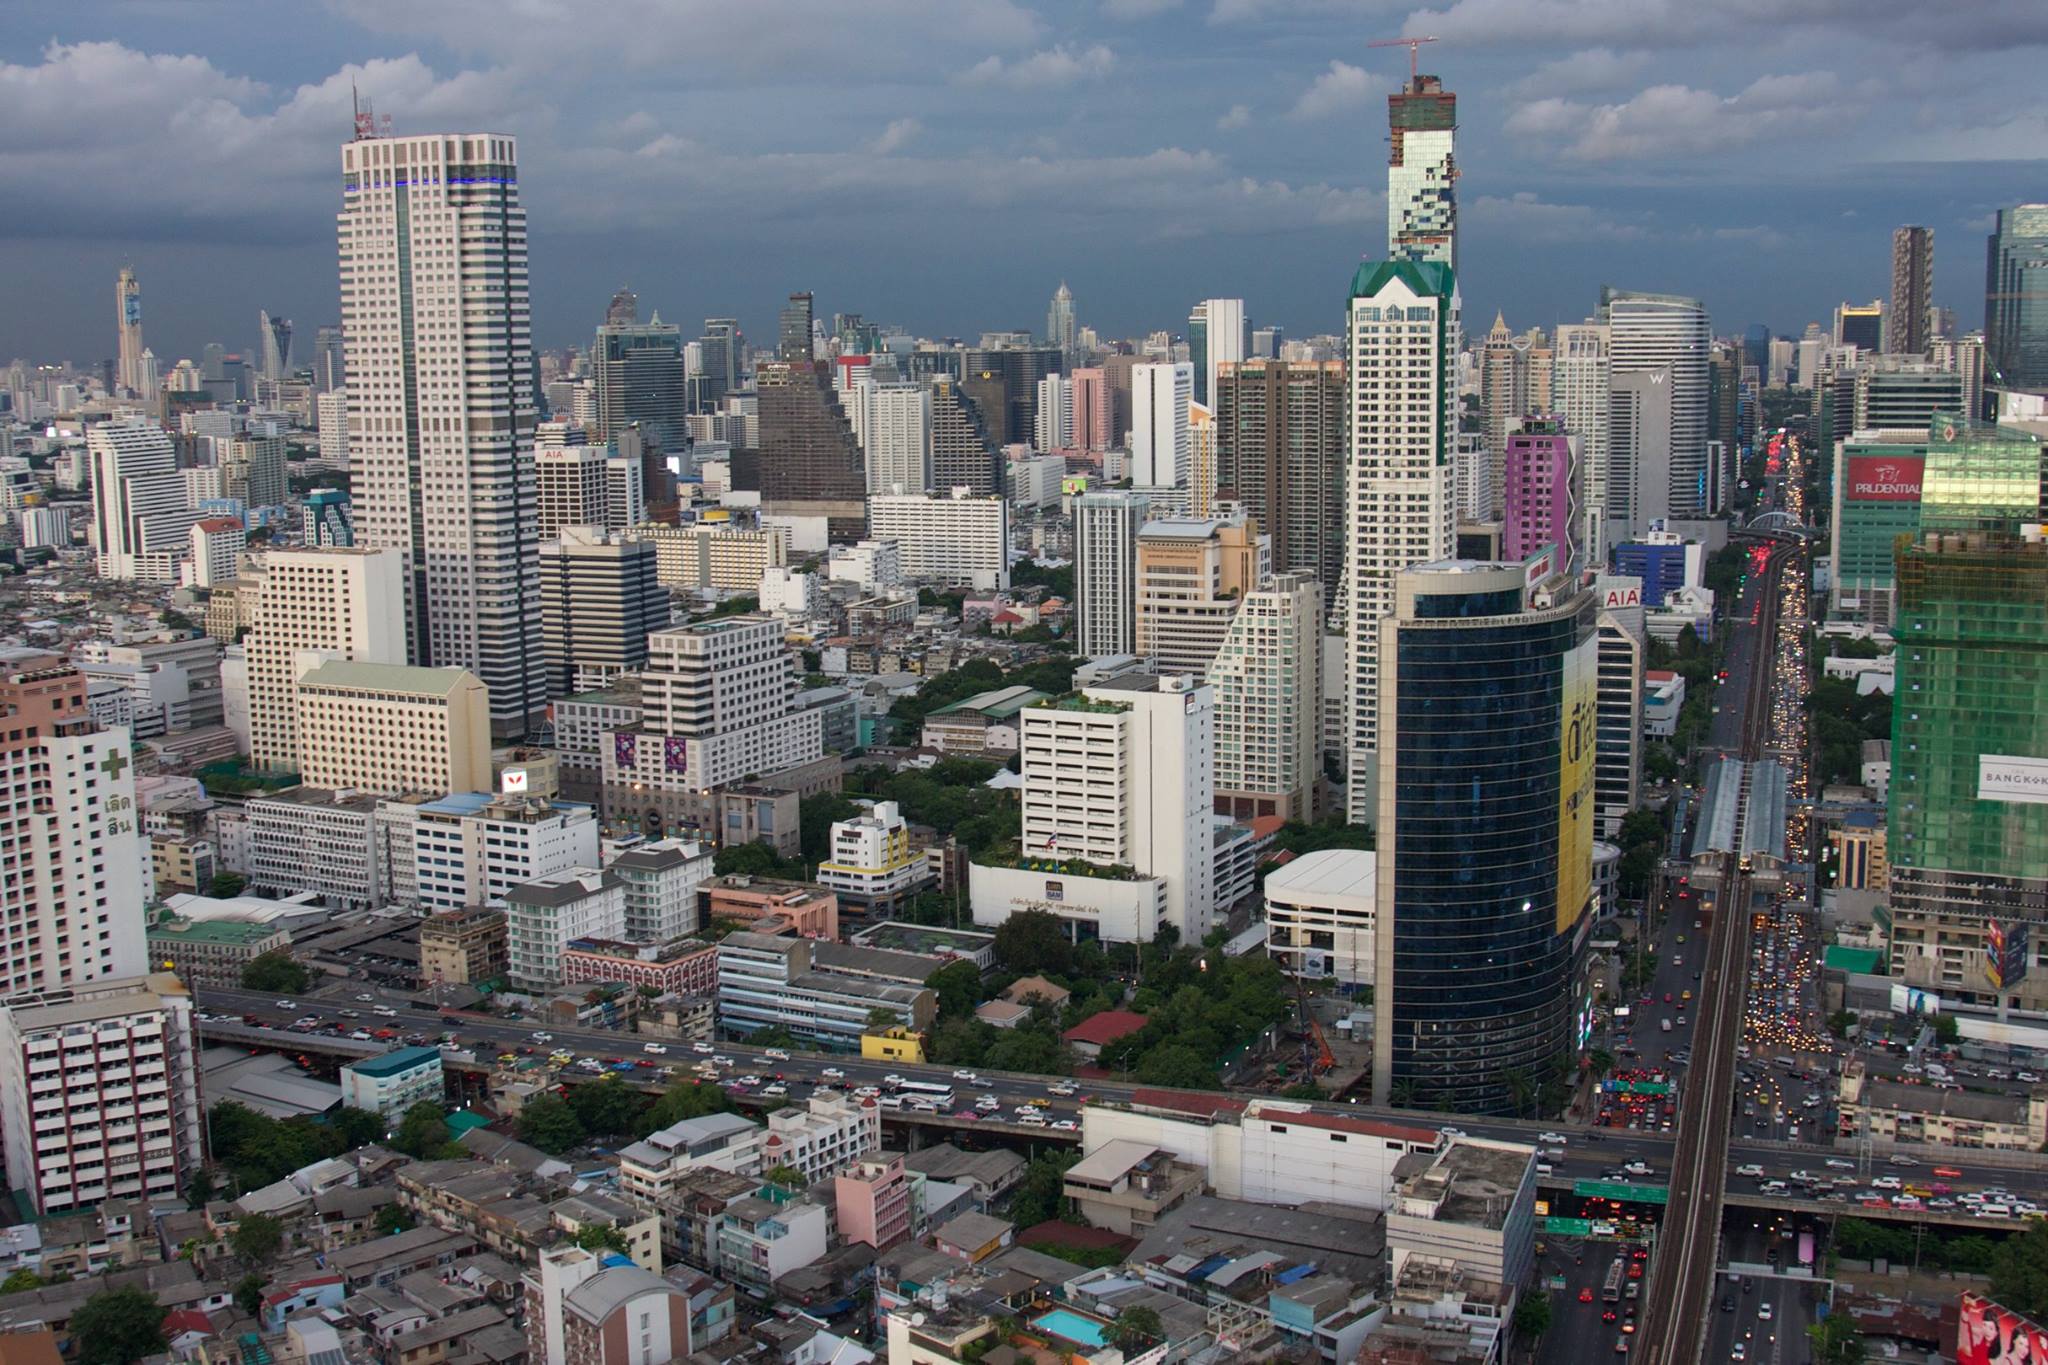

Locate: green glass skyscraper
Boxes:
[1985,205,2048,395]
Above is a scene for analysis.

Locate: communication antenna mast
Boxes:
[351,83,391,140]
[1367,34,1439,82]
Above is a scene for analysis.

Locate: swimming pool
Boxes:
[1031,1307,1111,1349]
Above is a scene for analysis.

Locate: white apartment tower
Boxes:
[1019,674,1216,940]
[1600,288,1710,521]
[864,382,932,495]
[1190,298,1247,412]
[1034,373,1073,453]
[1553,321,1612,563]
[243,546,409,773]
[864,490,1009,590]
[338,129,542,737]
[1344,260,1457,824]
[88,419,196,580]
[1073,491,1150,660]
[0,974,203,1215]
[1208,572,1324,822]
[0,650,148,996]
[1131,362,1192,489]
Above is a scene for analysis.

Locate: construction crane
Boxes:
[1367,34,1438,82]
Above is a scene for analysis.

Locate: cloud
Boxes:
[1399,0,2048,51]
[1467,192,1649,243]
[1216,103,1252,130]
[1290,60,1380,121]
[870,118,923,155]
[1506,47,1651,99]
[331,0,1045,77]
[1103,0,1183,16]
[961,43,1117,88]
[1505,71,1855,161]
[1209,0,1380,24]
[0,42,519,241]
[1711,224,1789,249]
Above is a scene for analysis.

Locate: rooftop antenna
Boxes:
[352,82,376,141]
[1367,34,1439,83]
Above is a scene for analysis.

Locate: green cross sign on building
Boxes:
[101,748,129,779]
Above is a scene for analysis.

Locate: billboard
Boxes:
[1556,636,1599,935]
[1595,575,1643,611]
[1960,1291,2048,1365]
[1980,755,2048,805]
[1845,455,1923,502]
[1987,920,2031,992]
[1888,983,1941,1015]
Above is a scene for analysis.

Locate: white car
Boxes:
[1758,1303,1774,1321]
[763,1049,791,1061]
[953,1070,979,1082]
[1826,1159,1856,1170]
[713,1056,735,1067]
[1537,1131,1568,1146]
[1735,1164,1765,1178]
[883,1074,905,1086]
[1439,1127,1466,1140]
[693,1043,714,1054]
[643,1043,667,1054]
[372,1006,398,1018]
[1052,1119,1079,1132]
[532,1032,553,1043]
[275,1000,296,1010]
[355,993,375,1003]
[821,1067,845,1080]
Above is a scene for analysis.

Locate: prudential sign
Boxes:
[1979,755,2048,805]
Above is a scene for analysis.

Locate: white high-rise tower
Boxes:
[115,268,145,396]
[1344,260,1457,824]
[1554,320,1612,563]
[338,126,542,737]
[1600,288,1710,522]
[1387,72,1457,270]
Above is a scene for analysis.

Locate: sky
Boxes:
[4,0,2047,366]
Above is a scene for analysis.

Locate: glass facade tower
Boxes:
[1985,205,2048,394]
[1373,560,1596,1113]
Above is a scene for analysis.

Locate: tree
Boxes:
[1933,1013,1960,1044]
[927,960,983,1021]
[712,841,804,880]
[328,1106,388,1152]
[1991,1220,2048,1321]
[208,871,249,899]
[994,910,1072,976]
[391,1101,452,1159]
[866,1006,904,1033]
[566,1077,648,1140]
[517,1094,587,1154]
[0,1270,40,1294]
[1134,1044,1215,1090]
[233,1273,266,1318]
[763,1163,805,1189]
[373,1204,414,1236]
[184,1167,216,1209]
[746,1024,798,1049]
[230,1213,284,1269]
[983,1029,1069,1076]
[637,1082,734,1138]
[1512,1291,1552,1341]
[1005,1151,1078,1229]
[1280,1082,1325,1101]
[574,1225,631,1254]
[1807,1311,1866,1365]
[70,1286,169,1365]
[1108,1305,1163,1351]
[239,950,311,995]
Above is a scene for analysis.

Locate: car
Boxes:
[953,1070,979,1082]
[643,1043,667,1054]
[821,1067,845,1079]
[883,1074,905,1086]
[1721,1297,1735,1313]
[1439,1127,1467,1140]
[1663,993,1673,1003]
[763,1049,791,1061]
[372,1006,398,1018]
[533,1032,553,1042]
[275,1000,296,1009]
[1934,1166,1964,1179]
[355,993,375,1002]
[1731,1344,1746,1361]
[1052,1119,1079,1132]
[713,1056,735,1067]
[1579,1288,1595,1304]
[1538,1131,1568,1145]
[1602,1309,1618,1323]
[1735,1164,1765,1178]
[1888,1155,1919,1167]
[1826,1158,1856,1170]
[348,1029,374,1041]
[954,1110,980,1122]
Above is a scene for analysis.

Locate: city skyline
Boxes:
[3,0,2045,362]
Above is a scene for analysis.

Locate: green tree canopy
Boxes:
[636,1082,734,1138]
[516,1094,587,1154]
[0,1270,39,1294]
[391,1101,453,1159]
[994,910,1072,976]
[566,1076,649,1140]
[926,960,984,1021]
[1109,1304,1163,1350]
[239,950,311,995]
[574,1225,631,1254]
[1512,1291,1552,1340]
[233,1273,266,1318]
[373,1204,413,1236]
[208,871,249,899]
[1992,1219,2048,1321]
[70,1286,169,1365]
[328,1106,388,1151]
[1807,1310,1866,1365]
[230,1213,284,1269]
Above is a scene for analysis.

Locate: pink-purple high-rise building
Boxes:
[1070,368,1113,453]
[1503,416,1578,566]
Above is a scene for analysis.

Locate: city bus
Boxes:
[892,1080,956,1107]
[1602,1259,1627,1303]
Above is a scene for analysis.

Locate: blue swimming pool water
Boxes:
[1032,1308,1110,1348]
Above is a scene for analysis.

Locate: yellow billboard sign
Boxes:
[1557,635,1598,934]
